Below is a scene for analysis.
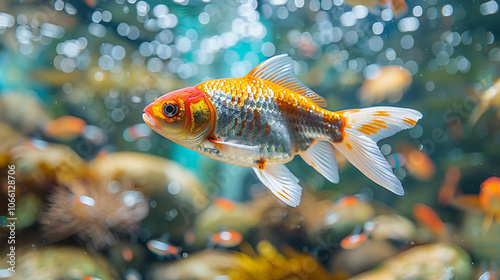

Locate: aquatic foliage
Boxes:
[39,180,149,249]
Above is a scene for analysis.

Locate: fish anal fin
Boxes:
[245,54,327,108]
[252,164,302,207]
[300,140,339,184]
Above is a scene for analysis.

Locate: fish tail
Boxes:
[331,106,422,195]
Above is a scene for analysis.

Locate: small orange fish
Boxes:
[340,233,368,250]
[143,55,422,207]
[345,0,408,17]
[478,271,497,280]
[438,166,461,206]
[359,65,412,105]
[123,123,152,142]
[84,0,97,8]
[44,115,87,140]
[122,247,134,262]
[453,177,500,231]
[82,276,102,280]
[147,239,180,257]
[401,145,435,182]
[210,229,243,248]
[412,203,446,238]
[469,78,500,126]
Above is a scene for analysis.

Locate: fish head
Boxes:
[143,86,215,146]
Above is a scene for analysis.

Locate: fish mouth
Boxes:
[142,113,157,128]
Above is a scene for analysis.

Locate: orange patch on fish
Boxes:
[122,248,134,261]
[357,124,380,135]
[337,196,360,208]
[340,233,368,250]
[213,197,236,212]
[147,239,179,256]
[345,141,352,150]
[211,229,243,248]
[82,276,102,280]
[374,111,391,117]
[402,118,418,126]
[371,119,389,129]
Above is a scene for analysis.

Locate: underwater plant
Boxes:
[39,180,149,250]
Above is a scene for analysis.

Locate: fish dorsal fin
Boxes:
[246,54,327,108]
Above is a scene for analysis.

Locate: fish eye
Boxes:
[162,103,178,117]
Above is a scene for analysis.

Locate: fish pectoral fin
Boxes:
[208,139,260,158]
[300,140,339,184]
[252,164,302,207]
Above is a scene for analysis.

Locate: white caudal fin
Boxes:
[332,107,423,195]
[300,140,339,183]
[252,164,302,207]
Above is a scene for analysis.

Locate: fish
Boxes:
[44,115,87,140]
[469,78,500,126]
[399,143,436,182]
[359,65,412,105]
[147,238,180,257]
[453,177,500,231]
[344,0,408,18]
[210,229,244,248]
[143,54,422,207]
[123,123,152,142]
[340,233,368,250]
[438,166,461,206]
[412,203,447,238]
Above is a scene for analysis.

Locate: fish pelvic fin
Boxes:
[253,164,302,207]
[330,106,423,195]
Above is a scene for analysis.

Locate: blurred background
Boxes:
[0,0,499,279]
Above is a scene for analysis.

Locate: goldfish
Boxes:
[143,54,422,207]
[412,203,447,238]
[44,115,87,140]
[210,229,244,248]
[123,123,152,142]
[399,143,436,182]
[438,166,461,206]
[340,233,368,250]
[359,65,412,105]
[469,78,500,126]
[453,177,500,231]
[147,238,181,257]
[345,0,408,18]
